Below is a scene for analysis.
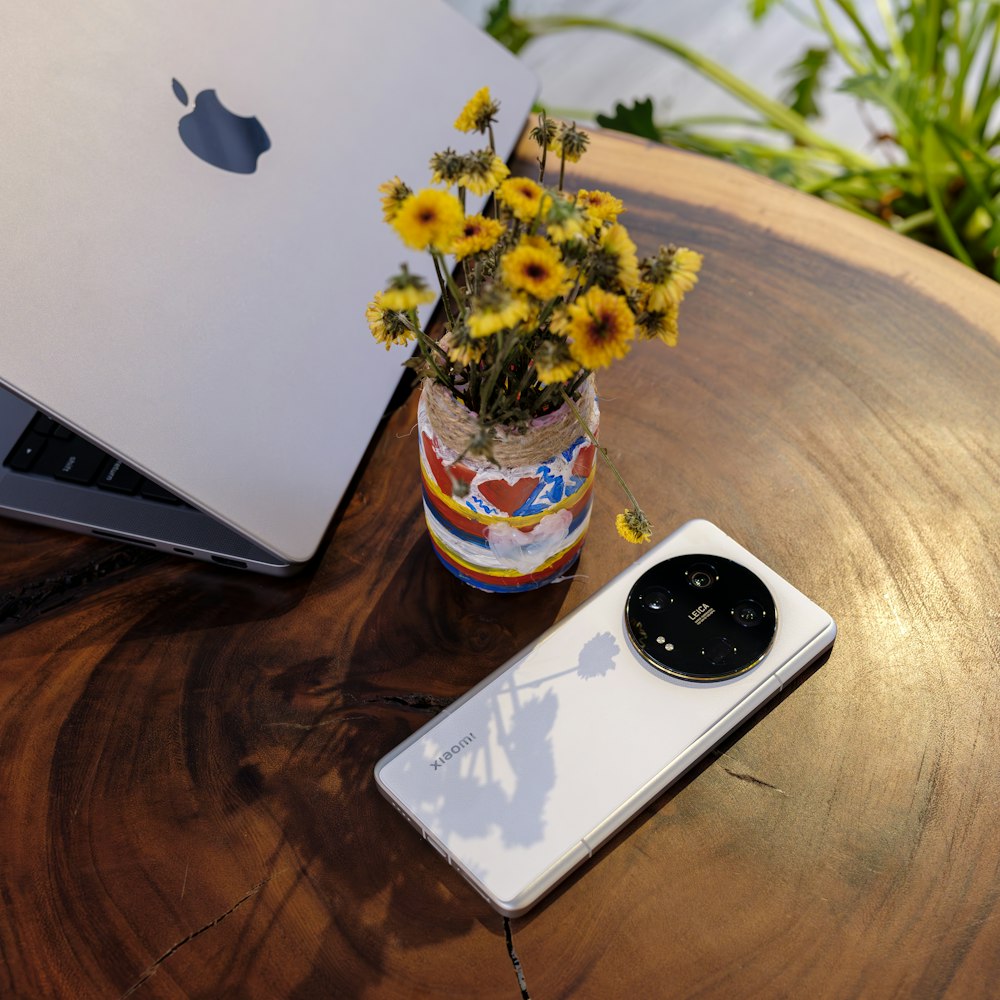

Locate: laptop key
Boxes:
[34,438,106,485]
[5,432,48,472]
[98,458,144,494]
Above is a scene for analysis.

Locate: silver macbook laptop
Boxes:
[0,1,537,574]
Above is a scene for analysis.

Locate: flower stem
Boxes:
[523,13,873,170]
[559,386,644,513]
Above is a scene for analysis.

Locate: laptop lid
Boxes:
[0,1,537,565]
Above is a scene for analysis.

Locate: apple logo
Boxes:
[172,78,270,174]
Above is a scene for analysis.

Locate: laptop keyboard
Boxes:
[3,411,188,506]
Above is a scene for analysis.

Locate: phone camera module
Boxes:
[625,554,777,681]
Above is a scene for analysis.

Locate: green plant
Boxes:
[485,0,1000,278]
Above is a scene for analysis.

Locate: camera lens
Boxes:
[732,599,766,628]
[640,586,672,611]
[686,563,716,589]
[703,636,737,665]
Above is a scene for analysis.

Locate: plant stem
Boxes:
[559,387,644,513]
[522,13,873,169]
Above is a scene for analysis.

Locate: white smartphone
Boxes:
[375,519,836,916]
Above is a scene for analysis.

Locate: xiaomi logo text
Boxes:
[430,733,476,770]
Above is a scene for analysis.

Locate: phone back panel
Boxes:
[375,519,836,915]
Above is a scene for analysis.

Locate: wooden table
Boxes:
[3,127,1000,1000]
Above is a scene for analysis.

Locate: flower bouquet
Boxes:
[367,87,702,590]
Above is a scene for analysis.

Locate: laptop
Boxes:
[0,1,537,575]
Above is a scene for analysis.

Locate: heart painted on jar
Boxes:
[478,475,542,515]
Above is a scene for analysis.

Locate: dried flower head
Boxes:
[550,122,590,163]
[365,291,415,351]
[392,188,464,252]
[452,214,505,262]
[616,508,653,544]
[640,244,704,310]
[378,176,412,223]
[562,285,636,370]
[454,86,500,135]
[457,149,510,196]
[380,266,436,312]
[429,148,466,187]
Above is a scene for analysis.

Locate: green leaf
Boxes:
[483,0,534,54]
[595,97,662,142]
[781,47,830,120]
[747,0,780,23]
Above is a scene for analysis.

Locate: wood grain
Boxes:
[3,127,1000,999]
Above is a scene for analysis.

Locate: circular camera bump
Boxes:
[625,553,777,681]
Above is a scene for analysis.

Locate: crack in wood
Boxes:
[723,767,788,796]
[0,545,159,634]
[119,872,279,998]
[504,917,530,999]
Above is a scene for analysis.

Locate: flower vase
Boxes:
[417,378,599,593]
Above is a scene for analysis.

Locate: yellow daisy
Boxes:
[637,304,680,347]
[544,192,590,243]
[392,188,464,252]
[442,326,486,367]
[365,292,415,351]
[452,214,506,261]
[378,177,411,223]
[458,151,510,196]
[429,148,465,187]
[563,285,636,370]
[641,245,704,310]
[501,239,569,300]
[548,122,589,163]
[454,86,500,134]
[497,177,545,223]
[380,284,435,312]
[533,339,581,385]
[616,508,653,544]
[468,294,530,338]
[576,189,624,226]
[599,223,640,292]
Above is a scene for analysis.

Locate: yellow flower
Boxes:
[380,284,435,312]
[548,122,589,163]
[576,189,624,226]
[563,285,636,370]
[501,239,569,300]
[599,223,640,292]
[442,326,486,367]
[468,295,530,338]
[365,292,415,351]
[392,188,464,252]
[378,176,411,223]
[452,214,506,261]
[533,339,581,385]
[458,151,510,196]
[429,148,465,187]
[637,304,680,347]
[497,176,545,223]
[544,192,590,243]
[454,86,500,134]
[616,508,653,544]
[641,245,703,310]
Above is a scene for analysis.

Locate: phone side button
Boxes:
[426,834,449,861]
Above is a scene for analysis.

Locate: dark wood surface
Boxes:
[4,127,1000,999]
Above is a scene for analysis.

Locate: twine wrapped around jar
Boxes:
[418,377,599,592]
